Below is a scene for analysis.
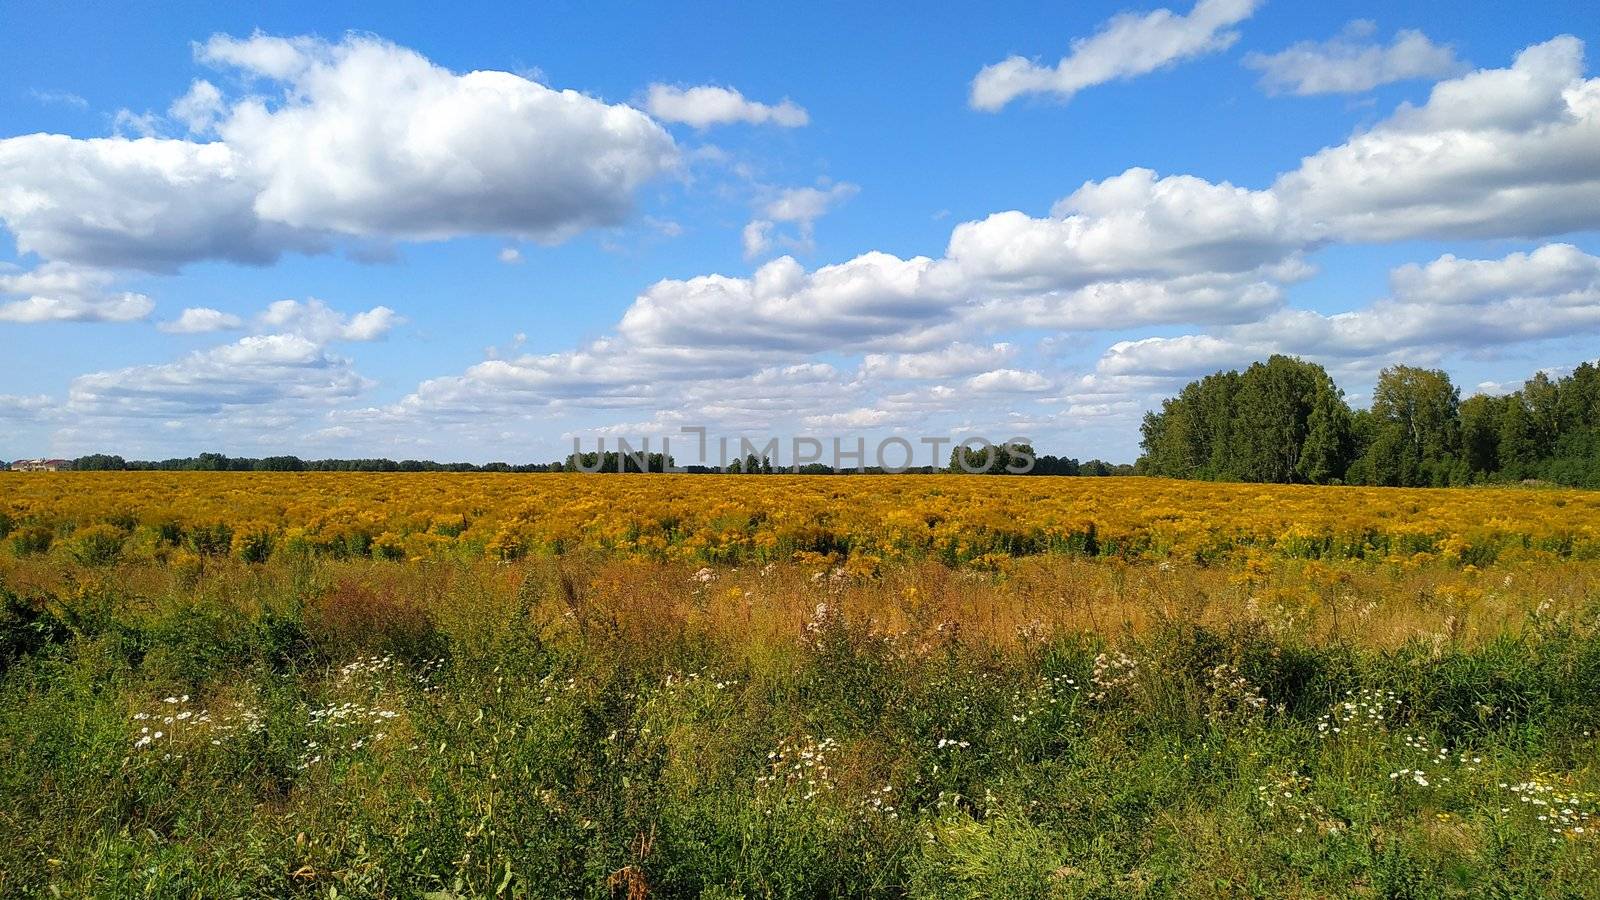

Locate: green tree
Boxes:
[1497,395,1539,479]
[1229,356,1347,483]
[1369,366,1461,484]
[1458,394,1505,479]
[1297,385,1354,484]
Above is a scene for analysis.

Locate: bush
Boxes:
[68,524,124,566]
[230,523,273,564]
[9,525,54,556]
[142,601,258,686]
[0,589,70,670]
[372,531,407,561]
[186,521,233,556]
[305,579,444,662]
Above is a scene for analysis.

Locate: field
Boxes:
[6,472,1600,569]
[3,473,1600,897]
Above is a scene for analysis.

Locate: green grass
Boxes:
[2,557,1598,898]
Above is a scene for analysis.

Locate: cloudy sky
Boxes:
[1,0,1597,464]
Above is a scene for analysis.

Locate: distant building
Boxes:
[8,458,70,472]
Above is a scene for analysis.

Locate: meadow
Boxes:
[2,473,1599,897]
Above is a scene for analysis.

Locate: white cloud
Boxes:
[982,271,1290,331]
[0,32,678,272]
[498,247,524,264]
[0,262,154,323]
[168,79,225,133]
[863,342,1017,379]
[49,297,413,447]
[971,0,1260,111]
[1097,244,1600,378]
[389,162,1322,425]
[743,182,859,259]
[1097,334,1250,377]
[0,135,316,271]
[30,89,88,109]
[1244,22,1465,95]
[0,394,54,423]
[68,333,371,418]
[966,368,1053,393]
[207,33,677,242]
[763,183,859,223]
[1276,36,1600,241]
[198,33,322,80]
[802,407,895,429]
[159,307,244,334]
[618,253,962,355]
[644,84,808,128]
[947,168,1301,288]
[741,221,774,259]
[111,109,163,138]
[1388,242,1600,306]
[258,298,403,342]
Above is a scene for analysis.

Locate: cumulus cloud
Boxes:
[168,79,225,133]
[862,342,1017,379]
[0,135,317,271]
[159,307,245,334]
[740,220,776,260]
[206,33,677,242]
[1276,36,1600,241]
[68,333,371,418]
[947,169,1301,288]
[802,407,896,429]
[0,262,154,323]
[0,32,678,273]
[385,162,1330,425]
[1097,334,1252,378]
[0,394,55,423]
[258,298,403,342]
[617,253,962,356]
[966,368,1053,393]
[1096,244,1600,380]
[644,167,1304,359]
[971,0,1260,110]
[1244,21,1465,95]
[54,296,404,444]
[645,84,808,128]
[743,182,859,259]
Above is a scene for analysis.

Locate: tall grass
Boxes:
[2,552,1598,897]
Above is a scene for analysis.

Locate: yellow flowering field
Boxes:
[4,472,1598,567]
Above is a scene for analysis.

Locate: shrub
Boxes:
[230,523,273,564]
[186,521,233,556]
[68,524,125,566]
[9,525,53,556]
[372,531,407,561]
[142,601,257,686]
[0,589,70,670]
[305,579,444,662]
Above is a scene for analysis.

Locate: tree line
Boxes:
[67,453,563,473]
[1138,356,1600,488]
[58,449,1134,476]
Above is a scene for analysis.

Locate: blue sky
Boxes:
[1,0,1597,464]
